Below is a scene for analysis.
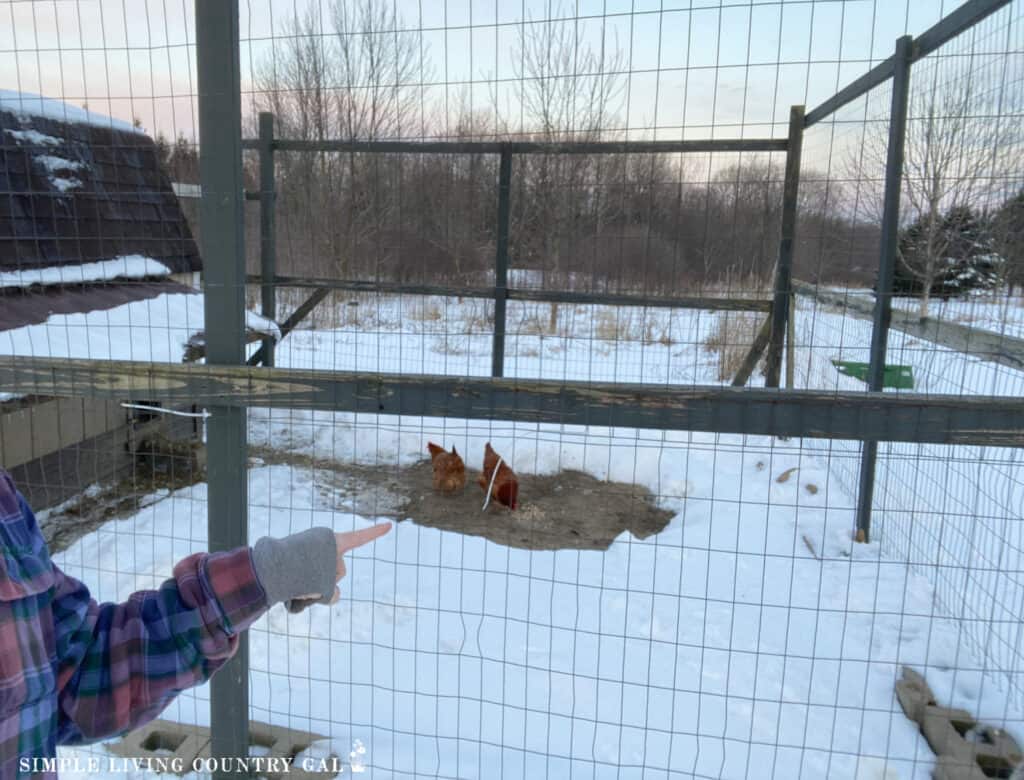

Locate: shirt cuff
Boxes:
[201,546,270,635]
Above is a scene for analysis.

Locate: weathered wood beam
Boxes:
[245,275,772,313]
[731,313,774,387]
[241,138,788,155]
[247,287,331,366]
[765,105,804,387]
[1,356,1021,447]
[506,288,771,312]
[793,281,1024,372]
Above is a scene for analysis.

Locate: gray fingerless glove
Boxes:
[251,526,337,614]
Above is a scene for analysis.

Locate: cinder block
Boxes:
[106,719,210,766]
[933,754,988,780]
[249,721,339,779]
[895,668,1023,780]
[895,665,935,722]
[108,718,339,778]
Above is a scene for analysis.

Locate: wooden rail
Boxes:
[244,275,773,313]
[1,356,1021,447]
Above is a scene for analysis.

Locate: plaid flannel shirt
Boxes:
[0,470,269,777]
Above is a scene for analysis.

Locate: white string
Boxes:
[481,455,503,511]
[120,402,212,420]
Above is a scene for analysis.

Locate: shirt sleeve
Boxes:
[51,546,269,745]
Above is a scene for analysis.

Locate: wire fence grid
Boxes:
[0,0,1022,779]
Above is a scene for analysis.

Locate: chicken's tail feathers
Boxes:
[451,446,459,457]
[497,479,519,510]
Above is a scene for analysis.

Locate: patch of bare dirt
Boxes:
[255,448,673,551]
[44,447,675,555]
[40,468,203,553]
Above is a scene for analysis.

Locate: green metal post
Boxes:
[492,151,512,378]
[855,35,914,543]
[259,112,277,367]
[196,0,249,770]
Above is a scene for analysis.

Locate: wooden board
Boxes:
[1,356,1022,447]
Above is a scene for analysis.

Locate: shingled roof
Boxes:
[0,97,200,275]
[0,94,279,379]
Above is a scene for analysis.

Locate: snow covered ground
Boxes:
[0,292,281,364]
[0,290,280,403]
[791,296,1024,725]
[891,293,1024,340]
[45,293,1023,778]
[842,288,1024,341]
[0,290,279,363]
[256,295,724,385]
[54,450,1022,779]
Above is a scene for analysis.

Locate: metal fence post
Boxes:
[786,291,796,389]
[259,112,277,367]
[855,34,914,543]
[196,0,250,769]
[765,105,805,388]
[492,150,512,378]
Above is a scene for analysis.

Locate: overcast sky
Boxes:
[0,0,1009,148]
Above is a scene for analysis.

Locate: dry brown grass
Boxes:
[462,300,494,331]
[409,300,443,322]
[594,309,638,341]
[512,303,575,337]
[704,311,764,381]
[515,314,551,336]
[593,309,674,345]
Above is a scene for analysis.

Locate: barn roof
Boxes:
[0,94,279,390]
[0,94,200,275]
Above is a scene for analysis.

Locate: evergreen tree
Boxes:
[894,205,1001,301]
[992,190,1024,296]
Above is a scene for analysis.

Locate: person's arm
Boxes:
[52,527,340,745]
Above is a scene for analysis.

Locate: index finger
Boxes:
[336,522,392,554]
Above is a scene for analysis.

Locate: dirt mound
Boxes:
[371,460,674,551]
[43,448,675,554]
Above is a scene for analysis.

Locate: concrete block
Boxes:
[895,668,1022,780]
[114,719,338,778]
[106,719,209,766]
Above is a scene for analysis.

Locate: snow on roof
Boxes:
[0,90,142,134]
[172,182,202,199]
[0,255,172,289]
[0,106,201,275]
[0,291,281,367]
[3,128,62,146]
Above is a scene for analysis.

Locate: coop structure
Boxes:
[0,93,280,507]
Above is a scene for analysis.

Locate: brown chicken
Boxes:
[477,442,518,510]
[427,442,467,495]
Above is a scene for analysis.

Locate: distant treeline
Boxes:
[154,0,1021,301]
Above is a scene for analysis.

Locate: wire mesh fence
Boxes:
[793,0,1024,723]
[0,1,1022,779]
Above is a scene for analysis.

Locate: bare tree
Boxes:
[252,0,426,278]
[507,9,625,328]
[849,69,1018,317]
